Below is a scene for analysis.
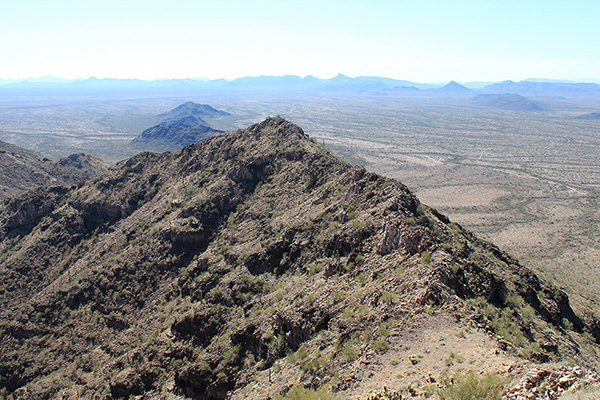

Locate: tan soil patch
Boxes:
[416,185,510,208]
[338,313,520,399]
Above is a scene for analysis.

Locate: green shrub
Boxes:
[404,217,417,225]
[279,385,339,400]
[352,219,371,229]
[356,272,368,284]
[332,291,346,303]
[288,347,308,363]
[380,291,397,304]
[422,251,432,265]
[563,318,574,330]
[372,339,389,352]
[342,344,359,361]
[299,352,327,372]
[438,371,507,400]
[341,308,353,319]
[448,222,462,235]
[377,326,391,337]
[307,263,322,275]
[504,294,524,308]
[519,342,542,360]
[444,351,465,366]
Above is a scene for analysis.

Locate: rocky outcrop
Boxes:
[376,218,435,255]
[504,366,600,400]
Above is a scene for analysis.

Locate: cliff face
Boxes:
[0,118,595,399]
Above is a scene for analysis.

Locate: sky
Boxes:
[1,0,599,82]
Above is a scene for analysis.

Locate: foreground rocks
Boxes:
[504,365,600,400]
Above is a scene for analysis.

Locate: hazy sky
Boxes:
[1,0,598,82]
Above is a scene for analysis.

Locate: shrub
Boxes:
[504,294,524,308]
[378,326,392,337]
[380,291,397,305]
[279,385,339,400]
[444,351,465,366]
[342,344,359,361]
[299,352,327,372]
[356,272,368,284]
[519,342,542,360]
[332,291,346,303]
[288,347,308,363]
[372,339,390,352]
[563,318,574,330]
[307,263,322,275]
[448,222,462,235]
[438,371,507,400]
[422,251,432,265]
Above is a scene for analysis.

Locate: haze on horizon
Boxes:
[1,0,599,83]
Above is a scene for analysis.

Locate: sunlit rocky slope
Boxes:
[0,118,598,399]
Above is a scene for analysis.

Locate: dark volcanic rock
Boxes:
[131,123,222,152]
[130,102,230,151]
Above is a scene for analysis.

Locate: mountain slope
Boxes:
[131,123,223,152]
[0,141,107,199]
[0,118,597,399]
[472,93,545,111]
[131,102,228,152]
[574,112,600,120]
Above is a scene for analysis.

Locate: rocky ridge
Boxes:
[0,117,599,399]
[0,141,106,199]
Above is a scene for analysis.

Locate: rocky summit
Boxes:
[0,117,599,399]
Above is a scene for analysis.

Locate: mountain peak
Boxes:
[246,116,305,139]
[332,73,349,79]
[158,102,230,119]
[132,102,232,152]
[0,118,595,399]
[427,80,474,97]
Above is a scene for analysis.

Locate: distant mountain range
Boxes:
[2,75,598,100]
[478,80,600,97]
